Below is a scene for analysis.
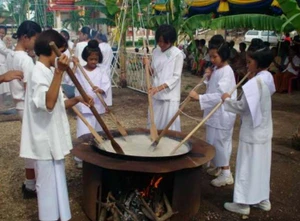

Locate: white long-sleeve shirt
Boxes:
[224,70,275,144]
[75,66,111,114]
[151,46,185,101]
[199,65,237,130]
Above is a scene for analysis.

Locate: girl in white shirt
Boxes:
[222,46,275,215]
[74,40,110,168]
[7,20,42,197]
[189,35,237,187]
[20,30,91,221]
[75,39,110,137]
[149,24,185,131]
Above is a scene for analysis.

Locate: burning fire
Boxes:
[140,175,163,197]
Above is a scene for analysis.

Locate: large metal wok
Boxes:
[85,128,193,161]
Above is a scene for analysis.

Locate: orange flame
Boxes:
[140,176,163,198]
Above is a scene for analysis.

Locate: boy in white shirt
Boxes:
[20,30,92,221]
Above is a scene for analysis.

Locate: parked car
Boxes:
[244,30,279,44]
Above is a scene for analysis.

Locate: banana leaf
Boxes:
[277,0,300,30]
[180,14,212,32]
[210,14,295,32]
[105,0,120,16]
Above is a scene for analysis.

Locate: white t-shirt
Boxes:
[75,41,88,66]
[7,51,34,110]
[20,61,73,160]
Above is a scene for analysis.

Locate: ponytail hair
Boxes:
[90,29,98,39]
[208,35,230,61]
[82,39,103,63]
[12,20,41,39]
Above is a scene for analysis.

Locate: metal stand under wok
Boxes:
[72,128,215,221]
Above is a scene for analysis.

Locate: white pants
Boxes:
[17,109,35,170]
[149,99,181,132]
[34,160,71,221]
[206,125,233,167]
[76,113,103,138]
[234,140,271,204]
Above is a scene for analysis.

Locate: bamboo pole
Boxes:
[169,72,251,155]
[49,41,124,154]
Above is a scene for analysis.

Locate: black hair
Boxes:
[263,41,271,48]
[142,46,149,53]
[199,39,206,46]
[285,33,290,37]
[96,33,108,43]
[208,34,230,61]
[247,46,273,69]
[0,25,7,34]
[271,46,278,55]
[134,48,139,53]
[229,40,235,48]
[247,38,264,52]
[34,30,67,56]
[12,20,41,39]
[90,29,98,39]
[155,24,177,44]
[239,42,246,50]
[60,30,70,41]
[44,25,52,30]
[82,39,103,63]
[80,26,91,39]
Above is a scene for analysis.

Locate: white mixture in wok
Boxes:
[99,134,190,157]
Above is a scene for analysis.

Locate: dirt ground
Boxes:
[0,72,299,221]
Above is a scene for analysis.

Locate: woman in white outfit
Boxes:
[96,33,113,106]
[222,46,275,215]
[149,24,185,132]
[189,35,237,187]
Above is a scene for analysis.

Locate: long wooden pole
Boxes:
[169,72,251,155]
[49,41,124,154]
[143,39,158,141]
[151,75,207,148]
[75,62,128,138]
[71,106,105,147]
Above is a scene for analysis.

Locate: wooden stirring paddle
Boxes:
[75,61,128,139]
[150,74,207,149]
[143,39,158,141]
[49,41,124,155]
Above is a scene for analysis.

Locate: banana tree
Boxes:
[63,10,86,31]
[6,0,30,25]
[75,0,116,29]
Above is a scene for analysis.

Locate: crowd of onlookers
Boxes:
[182,33,300,93]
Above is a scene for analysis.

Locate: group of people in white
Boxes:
[0,21,275,220]
[151,25,274,216]
[0,21,113,221]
